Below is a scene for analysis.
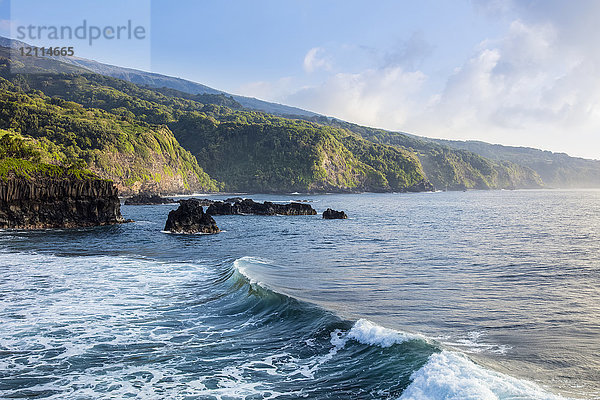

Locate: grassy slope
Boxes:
[170,109,428,192]
[0,130,97,180]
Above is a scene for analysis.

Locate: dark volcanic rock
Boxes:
[0,176,126,230]
[181,198,214,206]
[206,201,236,215]
[323,208,348,219]
[164,199,220,234]
[206,199,317,216]
[405,180,435,192]
[224,197,243,203]
[124,193,175,205]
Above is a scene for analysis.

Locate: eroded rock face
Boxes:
[405,180,435,192]
[124,193,175,205]
[0,177,126,229]
[164,199,220,234]
[323,208,348,219]
[206,199,317,216]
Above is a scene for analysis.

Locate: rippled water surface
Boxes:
[1,190,599,399]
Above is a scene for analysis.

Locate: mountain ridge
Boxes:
[420,137,600,188]
[0,36,318,118]
[1,36,596,190]
[0,44,433,193]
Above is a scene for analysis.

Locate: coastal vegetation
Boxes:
[0,48,431,193]
[8,44,597,193]
[304,118,544,190]
[0,71,220,194]
[0,130,95,180]
[170,110,428,192]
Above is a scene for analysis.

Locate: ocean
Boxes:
[1,190,598,399]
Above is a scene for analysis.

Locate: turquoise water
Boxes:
[1,190,599,399]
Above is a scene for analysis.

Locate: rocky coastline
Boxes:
[124,193,176,205]
[0,175,127,230]
[206,199,317,216]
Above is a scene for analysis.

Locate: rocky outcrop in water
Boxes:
[206,199,317,216]
[164,199,220,234]
[405,180,435,193]
[183,198,215,206]
[0,176,126,229]
[323,208,348,219]
[124,193,175,205]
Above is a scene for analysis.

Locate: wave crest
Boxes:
[400,351,569,400]
[348,319,425,347]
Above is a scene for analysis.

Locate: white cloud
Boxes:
[236,77,294,102]
[285,67,426,128]
[303,47,332,73]
[239,2,600,159]
[402,14,600,159]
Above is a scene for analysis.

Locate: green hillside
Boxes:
[171,110,428,192]
[1,44,552,193]
[306,118,543,190]
[0,75,220,195]
[425,138,600,189]
[0,129,96,181]
[0,48,431,193]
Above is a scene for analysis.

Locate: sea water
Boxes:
[1,190,598,399]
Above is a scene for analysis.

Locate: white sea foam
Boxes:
[0,251,224,399]
[399,351,570,400]
[347,319,425,347]
[160,230,216,235]
[0,252,574,399]
[444,330,512,355]
[294,329,350,379]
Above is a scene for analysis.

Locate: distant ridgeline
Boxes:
[302,118,545,191]
[0,40,598,193]
[422,138,600,189]
[0,45,430,193]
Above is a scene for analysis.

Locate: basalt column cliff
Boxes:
[0,174,126,230]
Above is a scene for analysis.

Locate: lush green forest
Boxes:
[0,71,220,194]
[305,118,543,190]
[0,129,96,180]
[0,49,430,193]
[2,44,572,193]
[170,110,427,192]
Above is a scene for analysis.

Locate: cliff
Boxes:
[304,118,544,191]
[0,173,126,229]
[0,52,430,194]
[171,111,432,193]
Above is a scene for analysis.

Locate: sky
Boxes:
[1,0,599,159]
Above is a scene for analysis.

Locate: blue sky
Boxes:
[1,0,599,159]
[149,1,504,91]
